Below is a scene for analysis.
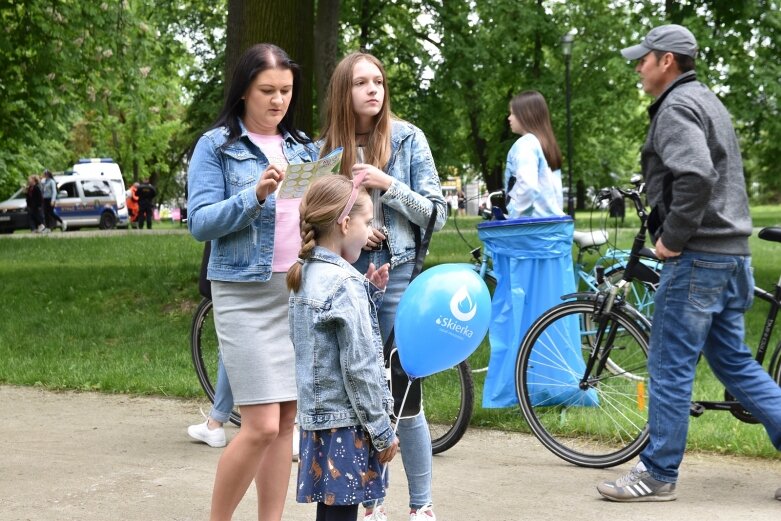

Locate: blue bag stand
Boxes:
[477,216,579,408]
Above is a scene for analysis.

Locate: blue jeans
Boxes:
[210,350,234,424]
[640,251,781,483]
[355,251,433,510]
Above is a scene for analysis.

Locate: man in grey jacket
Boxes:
[597,24,781,503]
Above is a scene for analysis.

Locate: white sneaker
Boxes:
[60,220,67,232]
[364,505,387,521]
[292,423,300,462]
[187,420,226,448]
[409,504,436,521]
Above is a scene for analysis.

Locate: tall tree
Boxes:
[314,0,342,129]
[225,0,315,134]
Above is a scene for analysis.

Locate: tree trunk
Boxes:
[314,0,341,130]
[225,0,315,135]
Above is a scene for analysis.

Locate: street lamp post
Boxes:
[561,32,575,218]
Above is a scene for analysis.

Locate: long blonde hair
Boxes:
[319,52,393,176]
[286,175,370,292]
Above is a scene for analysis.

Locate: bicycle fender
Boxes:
[559,291,599,302]
[558,292,652,335]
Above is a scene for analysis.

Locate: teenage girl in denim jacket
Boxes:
[187,44,317,521]
[318,52,447,521]
[288,174,399,521]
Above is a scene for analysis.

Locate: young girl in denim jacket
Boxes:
[287,174,399,521]
[318,51,446,521]
[504,90,565,218]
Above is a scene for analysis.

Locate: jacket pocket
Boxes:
[223,148,258,187]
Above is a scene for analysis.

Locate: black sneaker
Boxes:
[597,462,676,502]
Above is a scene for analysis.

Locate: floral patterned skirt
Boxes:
[296,425,389,506]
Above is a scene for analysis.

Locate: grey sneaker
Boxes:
[775,487,781,501]
[597,462,676,502]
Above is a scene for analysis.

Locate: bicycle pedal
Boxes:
[689,402,705,417]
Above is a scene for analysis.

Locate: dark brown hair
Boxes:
[509,90,562,171]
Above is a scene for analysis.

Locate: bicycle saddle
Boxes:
[758,227,781,244]
[573,230,609,248]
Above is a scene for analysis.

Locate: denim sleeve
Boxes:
[382,128,448,232]
[333,278,396,451]
[187,134,263,242]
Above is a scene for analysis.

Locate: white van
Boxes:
[54,158,130,229]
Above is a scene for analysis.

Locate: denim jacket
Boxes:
[289,246,396,451]
[319,120,447,268]
[187,119,318,282]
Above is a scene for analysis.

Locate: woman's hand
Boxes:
[377,437,399,464]
[365,262,390,290]
[255,164,286,203]
[363,226,387,251]
[353,163,392,192]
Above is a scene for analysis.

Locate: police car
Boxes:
[55,158,129,230]
[0,158,129,233]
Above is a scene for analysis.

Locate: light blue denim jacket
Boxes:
[187,119,317,282]
[320,120,447,268]
[503,133,564,218]
[289,246,397,451]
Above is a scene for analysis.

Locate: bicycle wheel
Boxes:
[424,360,474,454]
[516,300,650,468]
[190,298,241,426]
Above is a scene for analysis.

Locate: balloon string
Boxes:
[371,378,414,513]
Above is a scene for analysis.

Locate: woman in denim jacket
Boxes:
[187,44,317,521]
[318,52,447,521]
[288,174,399,521]
[503,90,564,218]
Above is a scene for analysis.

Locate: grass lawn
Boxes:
[1,205,781,460]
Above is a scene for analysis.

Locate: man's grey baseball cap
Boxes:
[621,24,698,60]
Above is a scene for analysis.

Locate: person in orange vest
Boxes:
[126,182,139,228]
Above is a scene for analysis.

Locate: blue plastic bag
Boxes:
[478,216,593,408]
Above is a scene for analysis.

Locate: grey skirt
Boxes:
[211,275,297,405]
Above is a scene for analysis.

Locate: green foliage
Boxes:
[0,0,226,203]
[1,0,779,204]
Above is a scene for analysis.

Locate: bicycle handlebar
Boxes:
[595,180,655,287]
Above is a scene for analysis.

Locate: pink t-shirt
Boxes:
[247,132,301,273]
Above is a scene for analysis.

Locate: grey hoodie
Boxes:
[642,70,751,255]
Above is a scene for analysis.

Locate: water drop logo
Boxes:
[395,264,491,378]
[450,286,477,322]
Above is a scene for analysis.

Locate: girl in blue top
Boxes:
[287,174,399,521]
[504,90,565,218]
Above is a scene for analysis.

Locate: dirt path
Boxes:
[2,385,779,520]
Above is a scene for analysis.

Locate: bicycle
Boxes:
[514,183,781,468]
[190,297,241,426]
[190,294,474,454]
[425,190,661,452]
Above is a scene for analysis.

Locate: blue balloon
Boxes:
[395,264,491,378]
